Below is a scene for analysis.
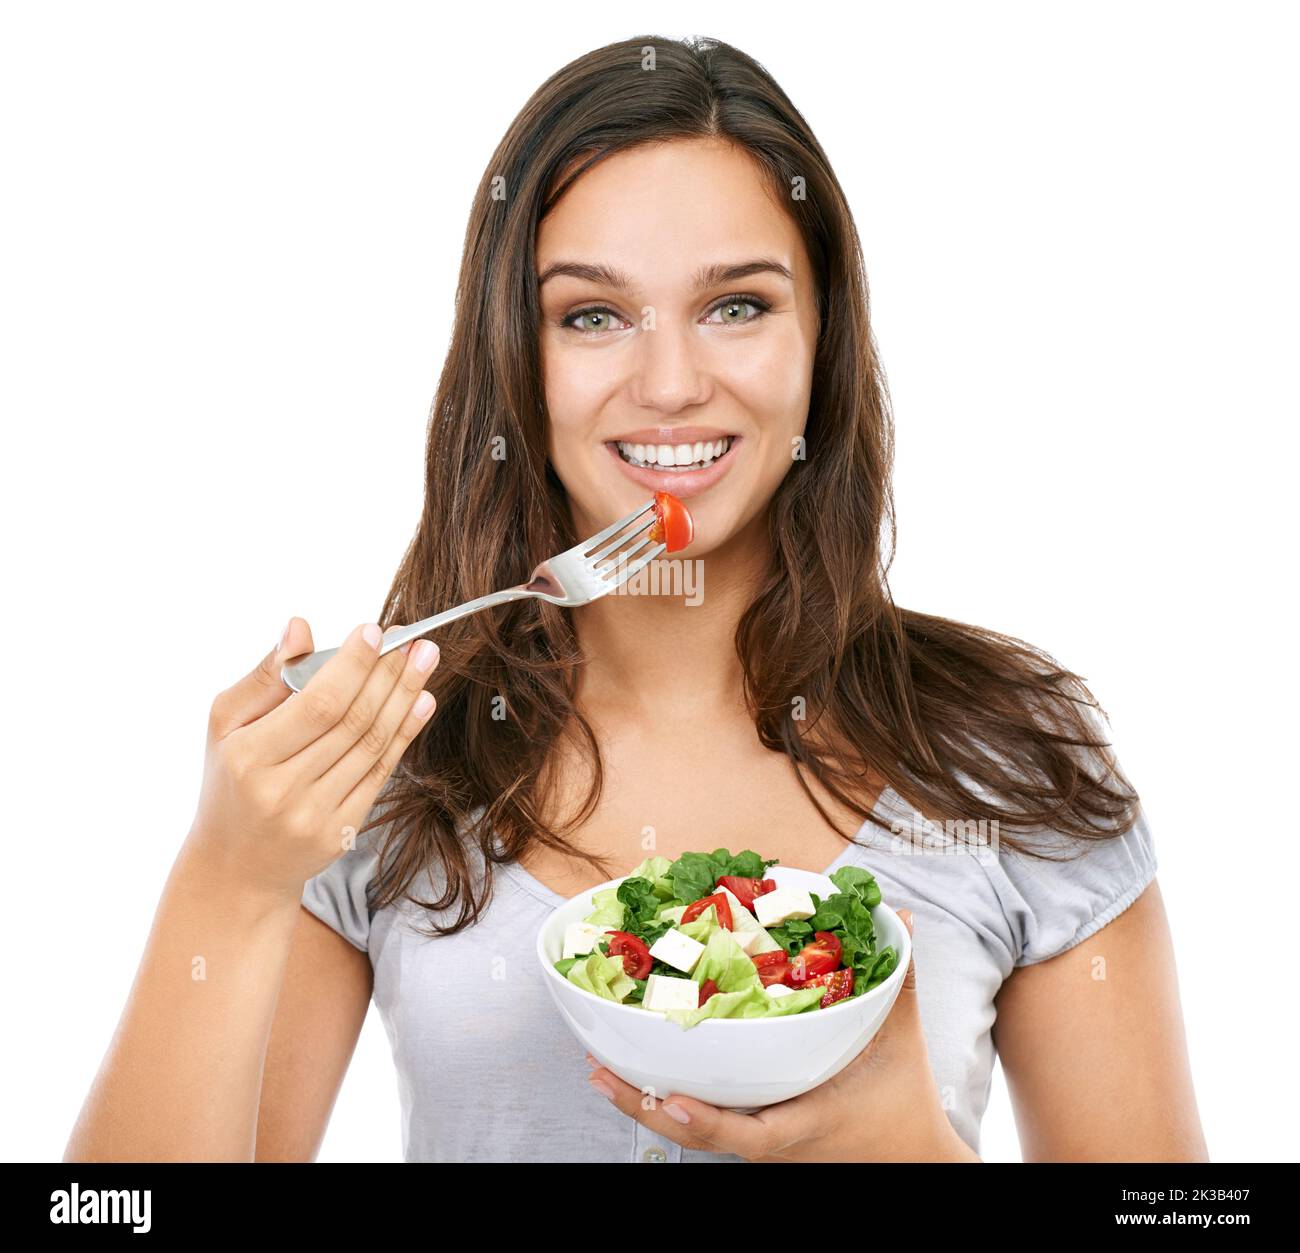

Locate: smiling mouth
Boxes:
[610,436,735,471]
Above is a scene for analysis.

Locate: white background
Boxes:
[2,0,1295,1163]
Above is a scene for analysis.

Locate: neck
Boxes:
[571,508,770,723]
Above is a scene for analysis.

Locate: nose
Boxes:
[629,313,712,415]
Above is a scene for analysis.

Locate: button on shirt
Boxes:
[301,778,1157,1162]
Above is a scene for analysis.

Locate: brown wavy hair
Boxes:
[364,33,1142,934]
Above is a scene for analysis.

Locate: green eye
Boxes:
[705,296,769,325]
[564,307,623,333]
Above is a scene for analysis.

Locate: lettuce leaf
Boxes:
[691,927,762,993]
[661,926,828,1026]
[666,982,828,1028]
[628,856,676,901]
[677,904,722,946]
[565,950,637,1003]
[583,888,625,930]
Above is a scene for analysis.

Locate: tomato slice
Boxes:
[698,978,720,1007]
[756,878,777,898]
[751,950,791,987]
[805,967,855,1007]
[716,875,765,912]
[788,933,842,984]
[680,892,733,930]
[605,930,652,979]
[648,491,694,553]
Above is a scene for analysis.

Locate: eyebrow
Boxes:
[536,257,794,292]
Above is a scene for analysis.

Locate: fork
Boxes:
[279,498,667,692]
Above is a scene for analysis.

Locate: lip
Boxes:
[603,436,742,499]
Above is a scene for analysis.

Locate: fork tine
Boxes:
[580,500,656,557]
[589,517,656,565]
[594,533,653,571]
[604,542,667,587]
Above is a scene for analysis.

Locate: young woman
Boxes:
[65,35,1207,1164]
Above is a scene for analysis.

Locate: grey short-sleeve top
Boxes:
[302,773,1157,1162]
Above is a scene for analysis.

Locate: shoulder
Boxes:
[942,641,1158,967]
[978,793,1158,968]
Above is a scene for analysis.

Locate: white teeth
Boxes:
[614,436,732,470]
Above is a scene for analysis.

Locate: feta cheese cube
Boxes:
[753,886,816,929]
[765,983,795,998]
[562,922,610,960]
[648,927,706,975]
[643,973,702,1012]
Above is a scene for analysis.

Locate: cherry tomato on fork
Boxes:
[648,491,694,552]
[605,931,652,979]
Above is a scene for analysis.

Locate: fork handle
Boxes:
[279,587,530,692]
[377,589,531,652]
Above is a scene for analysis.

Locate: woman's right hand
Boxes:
[185,617,440,900]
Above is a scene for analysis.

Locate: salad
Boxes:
[552,848,901,1029]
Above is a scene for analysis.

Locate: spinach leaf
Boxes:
[766,918,814,956]
[859,946,901,992]
[764,865,897,997]
[725,849,780,880]
[667,852,723,905]
[667,848,781,903]
[603,876,674,946]
[830,864,882,908]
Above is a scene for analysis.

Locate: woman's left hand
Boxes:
[585,910,979,1162]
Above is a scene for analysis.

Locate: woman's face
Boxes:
[536,138,820,555]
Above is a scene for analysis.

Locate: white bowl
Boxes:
[535,865,911,1109]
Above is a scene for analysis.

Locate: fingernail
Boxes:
[589,1077,615,1100]
[413,690,435,719]
[275,619,291,653]
[399,640,412,655]
[584,1053,599,1068]
[662,1103,690,1125]
[412,640,439,672]
[362,623,382,650]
